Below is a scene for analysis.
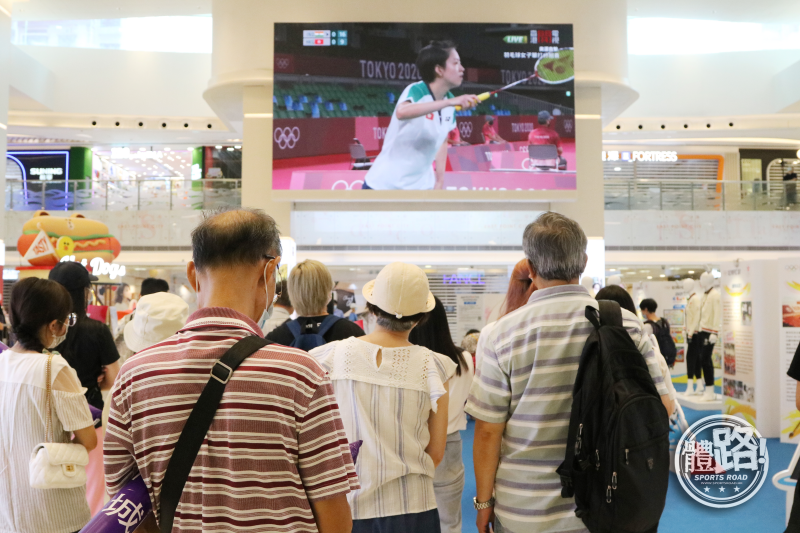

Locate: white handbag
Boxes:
[29,353,90,489]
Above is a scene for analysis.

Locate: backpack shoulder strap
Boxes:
[661,318,670,329]
[317,315,341,337]
[286,319,303,340]
[159,336,272,532]
[598,300,623,327]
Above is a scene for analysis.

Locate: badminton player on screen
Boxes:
[362,41,479,190]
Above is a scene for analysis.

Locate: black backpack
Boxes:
[286,315,340,351]
[556,301,670,533]
[645,318,677,367]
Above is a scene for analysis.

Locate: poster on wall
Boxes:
[456,294,485,341]
[779,259,800,444]
[720,263,757,428]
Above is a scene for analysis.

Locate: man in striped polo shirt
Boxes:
[105,208,359,532]
[466,212,671,533]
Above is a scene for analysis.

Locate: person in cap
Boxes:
[114,277,171,363]
[49,261,120,411]
[310,262,457,533]
[527,110,567,169]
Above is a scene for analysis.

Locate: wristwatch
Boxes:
[473,496,495,510]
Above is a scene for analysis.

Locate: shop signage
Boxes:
[7,151,70,182]
[602,150,679,162]
[58,255,127,280]
[443,272,485,285]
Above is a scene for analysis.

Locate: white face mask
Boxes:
[47,323,68,350]
[258,261,275,330]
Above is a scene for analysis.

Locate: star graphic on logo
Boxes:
[734,487,740,492]
[704,487,710,493]
[720,487,725,493]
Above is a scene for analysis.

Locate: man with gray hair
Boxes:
[466,212,670,533]
[105,208,358,533]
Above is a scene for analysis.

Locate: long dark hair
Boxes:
[10,277,72,352]
[595,285,636,315]
[409,296,468,376]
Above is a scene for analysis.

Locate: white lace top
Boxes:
[311,337,457,520]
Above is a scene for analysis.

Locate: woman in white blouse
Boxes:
[311,262,456,533]
[409,296,474,533]
[0,277,97,533]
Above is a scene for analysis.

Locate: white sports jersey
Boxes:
[364,81,455,190]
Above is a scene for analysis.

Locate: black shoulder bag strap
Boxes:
[597,300,623,327]
[159,335,272,533]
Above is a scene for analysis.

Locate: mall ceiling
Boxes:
[12,0,800,22]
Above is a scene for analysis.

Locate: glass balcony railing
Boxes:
[604,179,800,211]
[5,179,242,211]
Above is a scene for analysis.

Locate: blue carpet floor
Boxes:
[459,401,794,532]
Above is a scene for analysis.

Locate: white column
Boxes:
[0,0,10,241]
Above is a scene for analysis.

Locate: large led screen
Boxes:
[273,23,575,193]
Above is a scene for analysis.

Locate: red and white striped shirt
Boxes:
[104,307,359,532]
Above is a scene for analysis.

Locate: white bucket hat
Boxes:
[362,262,435,319]
[124,292,189,353]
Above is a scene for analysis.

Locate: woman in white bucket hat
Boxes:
[310,262,457,533]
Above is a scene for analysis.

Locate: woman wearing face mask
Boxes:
[0,277,97,533]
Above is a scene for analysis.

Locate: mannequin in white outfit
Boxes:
[606,274,622,287]
[686,273,720,400]
[698,273,720,400]
[683,278,702,395]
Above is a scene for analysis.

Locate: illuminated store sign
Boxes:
[602,150,679,162]
[443,272,486,285]
[60,254,127,280]
[7,151,70,182]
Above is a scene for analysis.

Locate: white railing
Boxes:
[604,179,799,211]
[5,179,242,211]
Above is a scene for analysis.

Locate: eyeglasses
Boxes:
[264,255,282,304]
[64,313,77,327]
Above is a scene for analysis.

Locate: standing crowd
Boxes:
[0,208,690,533]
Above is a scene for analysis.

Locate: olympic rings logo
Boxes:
[274,126,300,149]
[563,119,574,133]
[276,57,290,69]
[331,180,364,190]
[459,122,473,138]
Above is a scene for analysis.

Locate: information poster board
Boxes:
[779,259,800,443]
[456,294,485,341]
[720,261,780,437]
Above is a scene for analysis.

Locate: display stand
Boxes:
[676,391,722,411]
[779,258,800,444]
[720,261,780,437]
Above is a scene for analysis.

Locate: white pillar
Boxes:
[0,0,10,241]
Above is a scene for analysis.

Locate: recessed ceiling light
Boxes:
[639,270,649,273]
[215,145,222,149]
[234,145,242,149]
[647,276,653,279]
[610,268,616,271]
[659,274,666,278]
[688,270,695,274]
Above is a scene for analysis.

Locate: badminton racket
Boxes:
[455,48,574,110]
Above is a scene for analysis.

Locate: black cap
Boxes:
[48,262,98,292]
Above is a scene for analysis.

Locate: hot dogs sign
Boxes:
[18,211,124,277]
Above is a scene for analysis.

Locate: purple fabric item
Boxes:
[0,342,7,351]
[80,475,151,533]
[88,404,103,427]
[349,440,363,463]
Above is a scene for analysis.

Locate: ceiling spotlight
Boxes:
[215,145,222,149]
[234,145,242,149]
[688,270,695,274]
[638,125,643,130]
[683,124,688,129]
[647,276,653,279]
[615,125,621,130]
[660,125,665,129]
[659,274,666,278]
